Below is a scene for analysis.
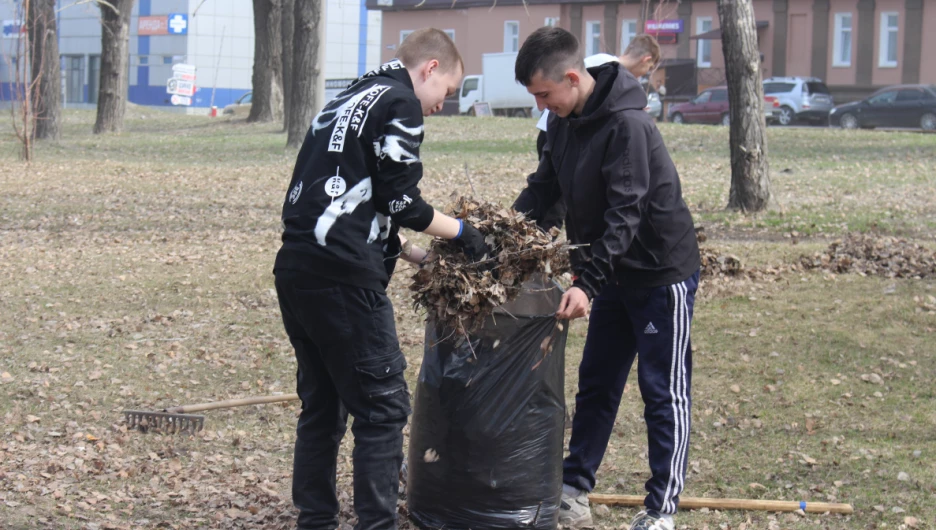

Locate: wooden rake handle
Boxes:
[165,393,299,414]
[589,494,854,515]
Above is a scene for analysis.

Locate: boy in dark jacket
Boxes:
[274,29,489,530]
[512,27,701,530]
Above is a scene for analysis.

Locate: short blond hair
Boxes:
[396,28,464,74]
[623,34,661,66]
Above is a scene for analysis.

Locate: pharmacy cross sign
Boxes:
[2,19,25,38]
[168,13,188,35]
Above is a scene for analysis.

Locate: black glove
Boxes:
[454,220,491,263]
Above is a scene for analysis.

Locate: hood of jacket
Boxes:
[568,62,648,128]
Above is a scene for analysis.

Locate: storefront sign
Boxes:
[138,16,169,36]
[645,19,684,33]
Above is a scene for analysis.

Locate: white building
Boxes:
[0,0,382,109]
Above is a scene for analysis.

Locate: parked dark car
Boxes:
[829,85,936,131]
[668,86,780,125]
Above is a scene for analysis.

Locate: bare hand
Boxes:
[557,287,590,320]
[404,245,429,265]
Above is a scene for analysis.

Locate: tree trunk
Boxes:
[94,0,134,135]
[718,0,770,212]
[286,0,325,149]
[247,0,284,123]
[28,0,61,141]
[281,0,295,132]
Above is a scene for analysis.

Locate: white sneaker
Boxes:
[558,485,593,528]
[628,510,675,530]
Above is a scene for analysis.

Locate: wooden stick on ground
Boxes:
[166,393,299,414]
[589,494,854,515]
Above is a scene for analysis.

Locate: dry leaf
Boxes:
[411,196,570,334]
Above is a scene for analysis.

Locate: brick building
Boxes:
[366,0,935,101]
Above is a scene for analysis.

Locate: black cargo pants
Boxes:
[274,270,411,530]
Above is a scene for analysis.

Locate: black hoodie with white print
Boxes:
[275,60,436,292]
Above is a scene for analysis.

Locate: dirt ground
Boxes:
[0,110,934,529]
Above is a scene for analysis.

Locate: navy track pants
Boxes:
[563,270,699,515]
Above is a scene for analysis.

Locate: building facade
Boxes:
[1,0,383,109]
[368,0,935,100]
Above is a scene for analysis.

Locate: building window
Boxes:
[878,12,898,68]
[832,13,852,67]
[400,30,413,44]
[62,55,85,104]
[444,29,455,42]
[586,21,601,55]
[620,19,638,54]
[696,17,712,68]
[504,21,519,52]
[544,17,559,28]
[163,56,174,64]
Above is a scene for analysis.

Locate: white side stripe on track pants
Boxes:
[661,281,691,514]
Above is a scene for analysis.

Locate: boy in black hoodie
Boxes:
[274,29,489,530]
[512,27,701,530]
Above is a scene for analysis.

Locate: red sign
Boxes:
[138,16,168,36]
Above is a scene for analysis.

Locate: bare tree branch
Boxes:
[57,0,119,14]
[192,0,211,17]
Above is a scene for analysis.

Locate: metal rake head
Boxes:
[123,410,205,435]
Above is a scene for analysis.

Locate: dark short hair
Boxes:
[515,27,584,86]
[396,28,464,74]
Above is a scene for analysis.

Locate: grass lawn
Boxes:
[0,109,934,529]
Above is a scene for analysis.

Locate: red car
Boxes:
[668,86,781,125]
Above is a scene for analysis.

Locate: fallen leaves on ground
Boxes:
[697,228,792,297]
[800,233,936,279]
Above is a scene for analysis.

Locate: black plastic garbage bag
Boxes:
[407,277,568,529]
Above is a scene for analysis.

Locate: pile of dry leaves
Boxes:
[800,233,936,279]
[700,247,745,279]
[697,227,746,279]
[695,228,793,297]
[411,197,571,333]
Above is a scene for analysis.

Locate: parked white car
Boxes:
[763,77,834,125]
[646,92,662,119]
